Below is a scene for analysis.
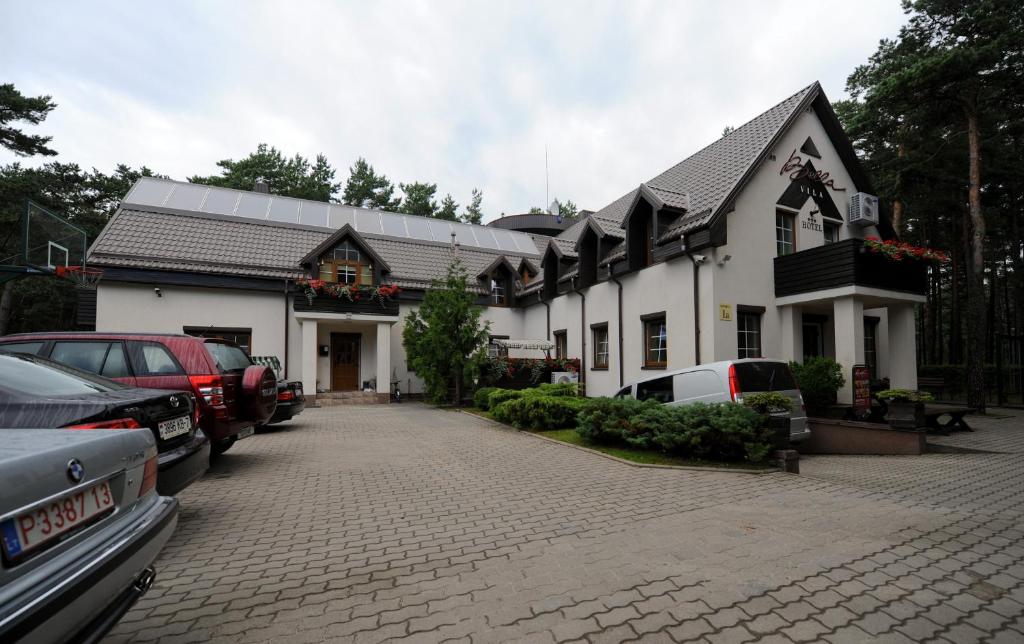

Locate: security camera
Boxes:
[154,287,162,298]
[692,254,707,265]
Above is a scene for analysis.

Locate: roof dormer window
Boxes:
[319,240,373,285]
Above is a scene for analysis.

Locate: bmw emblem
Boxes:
[67,459,85,484]
[169,396,180,408]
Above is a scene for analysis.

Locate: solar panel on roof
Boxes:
[121,178,540,255]
[268,198,300,223]
[237,193,272,219]
[202,189,239,215]
[165,183,207,211]
[299,201,329,227]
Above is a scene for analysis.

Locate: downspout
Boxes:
[687,249,702,365]
[609,267,624,389]
[575,277,586,389]
[283,278,290,379]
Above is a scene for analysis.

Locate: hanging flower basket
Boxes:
[863,237,949,263]
[295,278,401,307]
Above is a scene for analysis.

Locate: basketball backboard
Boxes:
[0,201,89,284]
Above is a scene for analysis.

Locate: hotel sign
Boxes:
[779,149,846,192]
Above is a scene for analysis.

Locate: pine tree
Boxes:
[190,144,340,201]
[342,158,401,210]
[0,84,57,157]
[462,188,484,224]
[437,194,459,221]
[399,181,438,218]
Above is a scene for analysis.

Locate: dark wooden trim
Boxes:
[293,293,399,316]
[640,311,666,322]
[774,238,927,297]
[864,315,881,324]
[590,321,609,330]
[802,313,829,324]
[736,304,766,314]
[329,332,361,392]
[99,266,287,292]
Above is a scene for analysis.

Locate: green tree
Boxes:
[190,143,340,201]
[342,158,401,210]
[402,259,491,404]
[399,181,438,218]
[462,188,484,224]
[528,207,545,214]
[0,83,57,157]
[845,0,1024,411]
[554,199,579,218]
[437,194,459,221]
[0,162,162,334]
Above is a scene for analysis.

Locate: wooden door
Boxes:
[331,333,360,391]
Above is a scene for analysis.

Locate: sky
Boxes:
[1,1,908,222]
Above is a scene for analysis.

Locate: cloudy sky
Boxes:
[2,1,907,221]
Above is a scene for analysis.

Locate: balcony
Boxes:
[293,293,399,316]
[774,238,927,299]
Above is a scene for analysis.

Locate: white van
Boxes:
[614,359,810,442]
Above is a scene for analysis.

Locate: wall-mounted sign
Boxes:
[719,303,732,321]
[779,149,846,192]
[852,364,871,418]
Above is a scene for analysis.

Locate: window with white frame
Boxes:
[776,210,795,256]
[737,309,762,359]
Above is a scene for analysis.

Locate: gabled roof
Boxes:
[299,224,392,271]
[572,216,623,250]
[517,257,539,275]
[477,255,517,279]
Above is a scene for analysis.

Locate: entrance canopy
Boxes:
[492,339,555,351]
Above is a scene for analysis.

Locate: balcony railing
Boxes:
[774,238,927,298]
[293,293,399,316]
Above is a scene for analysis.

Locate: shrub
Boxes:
[534,382,578,397]
[876,388,933,403]
[576,397,653,445]
[491,395,587,429]
[473,387,499,410]
[575,398,771,463]
[742,392,792,415]
[487,388,523,409]
[789,357,845,408]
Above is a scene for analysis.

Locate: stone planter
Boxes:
[886,401,925,429]
[767,415,791,450]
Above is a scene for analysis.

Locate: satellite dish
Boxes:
[549,200,562,223]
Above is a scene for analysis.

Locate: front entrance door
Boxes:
[331,333,360,391]
[803,321,825,361]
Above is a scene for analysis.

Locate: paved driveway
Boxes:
[107,405,1024,643]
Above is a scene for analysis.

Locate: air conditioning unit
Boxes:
[551,371,579,385]
[848,192,879,227]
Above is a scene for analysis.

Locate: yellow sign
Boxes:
[719,304,732,321]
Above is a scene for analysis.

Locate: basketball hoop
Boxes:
[55,265,103,289]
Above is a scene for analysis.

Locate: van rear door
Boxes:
[733,361,807,435]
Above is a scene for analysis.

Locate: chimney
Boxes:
[254,179,269,194]
[450,232,460,257]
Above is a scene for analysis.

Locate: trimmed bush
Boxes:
[789,357,845,409]
[487,388,524,409]
[491,395,587,429]
[575,398,771,463]
[473,387,499,410]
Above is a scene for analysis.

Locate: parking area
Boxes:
[106,405,1024,643]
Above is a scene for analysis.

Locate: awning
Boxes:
[492,339,555,351]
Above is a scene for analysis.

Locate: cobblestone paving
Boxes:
[106,404,1024,643]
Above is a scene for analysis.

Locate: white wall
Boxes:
[710,109,870,363]
[97,282,289,368]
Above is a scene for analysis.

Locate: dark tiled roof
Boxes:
[90,208,541,289]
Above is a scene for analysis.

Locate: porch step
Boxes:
[315,391,388,406]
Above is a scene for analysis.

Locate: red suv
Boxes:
[0,333,278,457]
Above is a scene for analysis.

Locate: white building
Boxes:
[88,82,925,402]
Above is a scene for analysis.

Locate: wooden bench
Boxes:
[923,403,975,433]
[918,376,946,400]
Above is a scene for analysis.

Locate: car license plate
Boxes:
[237,426,254,440]
[1,481,115,560]
[158,415,192,440]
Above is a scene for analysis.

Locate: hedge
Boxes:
[473,387,500,410]
[482,383,582,429]
[577,398,772,463]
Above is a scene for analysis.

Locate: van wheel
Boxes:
[211,437,236,457]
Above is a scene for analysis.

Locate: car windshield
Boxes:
[205,342,252,373]
[0,353,120,396]
[734,361,797,391]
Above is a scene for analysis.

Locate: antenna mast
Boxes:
[545,145,549,211]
